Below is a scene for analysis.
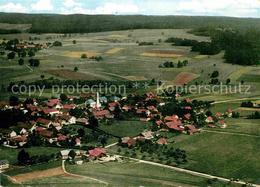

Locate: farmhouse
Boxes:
[60,149,71,160]
[157,137,168,145]
[121,137,136,147]
[36,118,52,128]
[93,110,113,119]
[88,148,106,159]
[185,125,199,135]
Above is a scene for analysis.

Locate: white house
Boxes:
[9,131,17,138]
[20,128,27,135]
[60,150,71,160]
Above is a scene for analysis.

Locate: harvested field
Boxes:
[237,107,260,112]
[11,167,64,183]
[174,72,199,85]
[194,55,208,59]
[105,47,124,54]
[141,50,185,58]
[108,34,126,38]
[46,69,106,80]
[228,67,253,81]
[63,51,101,58]
[124,76,147,81]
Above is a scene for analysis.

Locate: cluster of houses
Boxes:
[0,92,233,149]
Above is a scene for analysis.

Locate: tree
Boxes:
[60,93,68,102]
[7,52,15,59]
[18,58,24,65]
[226,78,231,85]
[211,71,219,78]
[81,54,87,58]
[9,95,19,106]
[17,149,30,165]
[73,40,77,44]
[89,115,99,128]
[77,128,85,137]
[19,50,26,58]
[53,41,62,46]
[28,50,35,57]
[29,59,40,67]
[99,135,108,147]
[68,150,76,160]
[40,75,45,79]
[74,67,78,72]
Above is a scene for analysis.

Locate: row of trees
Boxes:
[18,58,40,67]
[159,60,188,68]
[17,149,58,165]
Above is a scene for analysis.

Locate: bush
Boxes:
[53,41,62,47]
[74,67,78,72]
[7,52,15,59]
[18,58,24,65]
[29,59,40,67]
[81,54,87,58]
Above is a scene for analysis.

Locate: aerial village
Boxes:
[0,90,236,170]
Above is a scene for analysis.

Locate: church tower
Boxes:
[96,92,101,109]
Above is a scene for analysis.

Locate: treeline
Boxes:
[0,13,260,33]
[165,37,198,46]
[167,28,260,65]
[0,29,21,34]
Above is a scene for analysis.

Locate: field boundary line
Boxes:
[201,129,260,138]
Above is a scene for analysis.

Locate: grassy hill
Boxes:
[0,13,260,33]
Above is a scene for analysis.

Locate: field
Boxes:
[99,120,151,137]
[66,161,238,187]
[0,146,62,164]
[174,72,199,85]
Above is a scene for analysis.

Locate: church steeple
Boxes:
[96,92,101,109]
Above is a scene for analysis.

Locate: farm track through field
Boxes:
[62,160,109,186]
[212,97,260,105]
[201,129,260,138]
[114,155,260,187]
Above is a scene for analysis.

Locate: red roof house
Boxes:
[88,148,106,158]
[186,125,199,135]
[164,115,179,122]
[157,138,168,145]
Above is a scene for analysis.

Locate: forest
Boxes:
[0,13,260,33]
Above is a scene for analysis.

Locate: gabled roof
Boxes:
[43,108,59,114]
[88,148,106,157]
[36,118,51,125]
[157,138,167,145]
[166,120,184,131]
[164,115,179,121]
[184,113,191,120]
[63,104,75,110]
[186,125,199,134]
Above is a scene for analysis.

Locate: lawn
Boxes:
[172,132,260,184]
[99,120,151,137]
[205,118,260,136]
